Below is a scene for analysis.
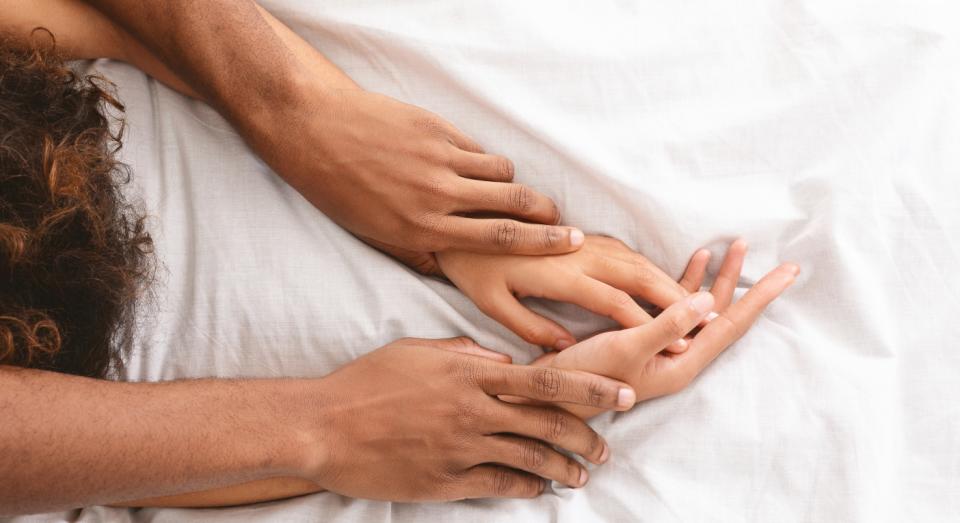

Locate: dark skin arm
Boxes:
[83,0,586,276]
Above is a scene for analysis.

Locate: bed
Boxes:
[8,0,960,521]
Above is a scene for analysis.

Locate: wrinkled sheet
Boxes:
[10,0,960,521]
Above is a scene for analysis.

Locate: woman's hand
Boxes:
[531,240,799,418]
[436,235,705,350]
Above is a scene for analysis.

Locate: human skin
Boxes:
[4,0,698,353]
[0,339,638,515]
[0,2,797,510]
[124,241,798,507]
[437,235,705,350]
[81,0,593,279]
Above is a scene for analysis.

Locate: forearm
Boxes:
[0,366,322,515]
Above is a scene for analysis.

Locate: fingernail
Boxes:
[578,468,589,487]
[705,312,719,322]
[570,229,584,247]
[555,338,574,350]
[690,292,715,315]
[670,339,688,351]
[617,388,636,409]
[599,443,610,464]
[786,263,801,276]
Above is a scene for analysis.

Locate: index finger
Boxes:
[444,217,584,255]
[583,241,689,309]
[479,364,637,411]
[678,263,799,374]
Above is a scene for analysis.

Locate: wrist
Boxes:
[268,378,337,483]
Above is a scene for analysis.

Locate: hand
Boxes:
[304,337,637,501]
[531,240,799,417]
[263,87,584,273]
[435,235,705,350]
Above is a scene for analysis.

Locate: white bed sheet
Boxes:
[8,0,960,521]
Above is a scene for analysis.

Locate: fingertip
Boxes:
[783,262,801,276]
[570,228,585,248]
[554,337,575,351]
[732,238,749,252]
[666,338,689,353]
[616,387,636,410]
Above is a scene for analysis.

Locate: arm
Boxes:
[0,367,322,514]
[0,0,356,98]
[0,340,636,515]
[80,0,584,275]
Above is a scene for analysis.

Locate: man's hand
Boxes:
[259,88,584,267]
[304,337,636,500]
[84,0,583,272]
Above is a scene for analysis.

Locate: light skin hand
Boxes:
[528,239,800,419]
[436,235,696,351]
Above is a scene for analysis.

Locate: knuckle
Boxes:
[633,262,656,287]
[538,226,562,250]
[663,314,689,339]
[588,430,603,457]
[522,476,544,497]
[452,336,475,350]
[492,468,515,496]
[586,378,609,407]
[531,367,562,399]
[490,220,521,251]
[609,290,635,312]
[716,314,746,341]
[540,411,568,441]
[519,324,549,345]
[519,440,547,470]
[452,357,485,387]
[414,115,446,136]
[509,184,533,213]
[453,399,483,429]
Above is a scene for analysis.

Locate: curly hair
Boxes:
[0,32,153,379]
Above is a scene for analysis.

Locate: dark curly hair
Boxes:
[0,32,153,379]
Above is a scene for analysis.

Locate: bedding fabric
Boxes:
[7,0,960,521]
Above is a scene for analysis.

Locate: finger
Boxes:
[615,292,715,361]
[478,363,636,411]
[475,289,576,351]
[525,274,653,329]
[444,217,584,255]
[585,249,689,309]
[455,179,561,225]
[710,239,748,311]
[450,150,516,182]
[679,249,711,293]
[457,465,544,499]
[422,337,513,363]
[486,403,609,464]
[676,263,799,375]
[481,435,589,489]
